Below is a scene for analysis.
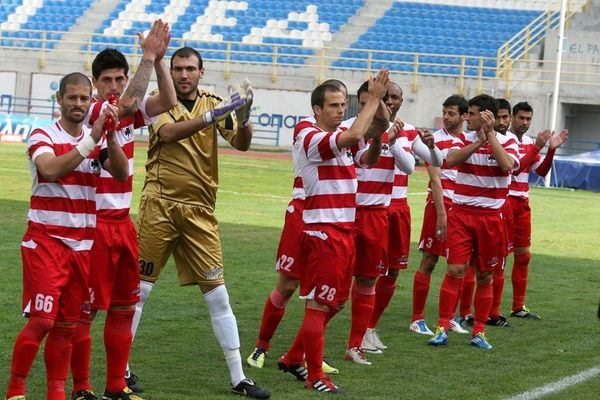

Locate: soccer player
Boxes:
[247,80,348,373]
[507,102,568,319]
[429,94,519,351]
[5,73,127,400]
[410,95,469,336]
[69,20,177,400]
[277,70,389,393]
[346,81,416,364]
[362,82,443,351]
[127,47,269,399]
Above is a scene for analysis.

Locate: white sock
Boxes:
[204,284,245,385]
[127,281,154,376]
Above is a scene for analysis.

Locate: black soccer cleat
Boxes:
[125,372,143,393]
[231,378,271,399]
[486,315,511,327]
[278,356,308,381]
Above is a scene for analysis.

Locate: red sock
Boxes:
[437,274,463,330]
[324,307,339,327]
[460,267,476,317]
[348,282,376,349]
[490,262,506,318]
[284,328,305,365]
[368,275,397,328]
[301,308,327,383]
[412,271,431,321]
[473,282,493,335]
[6,316,54,398]
[45,324,75,400]
[512,252,531,311]
[104,309,134,393]
[70,315,92,393]
[256,289,290,350]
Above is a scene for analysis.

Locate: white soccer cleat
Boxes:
[364,328,388,350]
[409,319,434,335]
[345,347,372,365]
[449,317,469,334]
[361,335,383,354]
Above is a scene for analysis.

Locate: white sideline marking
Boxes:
[505,366,600,400]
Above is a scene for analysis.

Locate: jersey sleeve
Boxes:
[27,128,54,161]
[84,100,105,128]
[503,135,521,171]
[151,108,177,138]
[302,128,345,162]
[133,95,158,128]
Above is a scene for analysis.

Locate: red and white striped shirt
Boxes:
[86,96,154,220]
[299,124,357,230]
[26,122,101,251]
[451,131,520,210]
[509,134,540,198]
[354,132,396,208]
[426,128,461,203]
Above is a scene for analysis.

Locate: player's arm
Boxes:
[446,130,486,167]
[119,20,170,117]
[412,128,443,167]
[34,110,110,182]
[483,110,516,172]
[427,165,447,241]
[533,129,568,176]
[100,107,129,182]
[230,79,254,151]
[144,25,177,117]
[338,69,389,149]
[359,134,382,166]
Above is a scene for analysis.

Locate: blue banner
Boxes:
[0,114,54,143]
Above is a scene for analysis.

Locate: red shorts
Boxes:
[353,207,389,278]
[21,230,90,322]
[418,200,450,257]
[509,196,532,248]
[446,205,505,273]
[89,218,140,310]
[274,199,304,280]
[501,200,514,255]
[387,200,411,270]
[299,224,355,309]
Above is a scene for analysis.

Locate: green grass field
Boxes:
[1,142,599,400]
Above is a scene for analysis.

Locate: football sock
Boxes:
[490,261,506,318]
[70,314,93,393]
[473,281,493,336]
[45,323,76,400]
[105,309,134,393]
[512,252,531,311]
[438,273,463,330]
[460,267,476,317]
[368,274,397,328]
[6,316,54,398]
[348,281,376,349]
[301,307,327,383]
[256,288,290,350]
[204,285,245,386]
[412,270,431,321]
[131,280,154,339]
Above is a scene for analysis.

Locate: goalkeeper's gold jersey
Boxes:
[142,89,238,209]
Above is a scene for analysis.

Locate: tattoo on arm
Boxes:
[121,58,153,115]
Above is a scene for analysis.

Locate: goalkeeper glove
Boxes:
[203,93,245,125]
[230,78,253,127]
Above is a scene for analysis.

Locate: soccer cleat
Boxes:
[360,335,383,354]
[511,307,541,319]
[409,319,434,336]
[344,347,371,365]
[306,377,344,394]
[486,315,511,327]
[247,347,267,368]
[125,371,143,394]
[470,333,493,350]
[101,387,144,400]
[428,327,448,346]
[231,378,271,399]
[449,317,469,334]
[364,328,387,350]
[71,390,98,400]
[322,359,339,374]
[460,314,474,328]
[278,356,308,381]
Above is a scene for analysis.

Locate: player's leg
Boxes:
[459,265,476,326]
[487,200,513,327]
[411,252,438,335]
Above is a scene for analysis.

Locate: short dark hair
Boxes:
[388,81,403,97]
[497,98,512,113]
[171,47,203,70]
[59,72,91,96]
[443,95,468,115]
[311,81,345,108]
[513,101,533,115]
[468,94,499,117]
[92,48,129,80]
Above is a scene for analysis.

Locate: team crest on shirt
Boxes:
[206,265,224,280]
[89,159,101,173]
[487,154,497,164]
[122,126,133,141]
[346,149,353,160]
[382,144,390,155]
[487,257,500,268]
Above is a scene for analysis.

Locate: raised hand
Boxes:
[388,119,404,144]
[203,93,245,125]
[535,129,552,148]
[138,19,171,61]
[368,68,389,100]
[548,129,568,150]
[230,78,254,127]
[418,127,435,149]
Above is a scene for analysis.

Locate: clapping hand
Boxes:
[230,78,254,127]
[549,129,568,150]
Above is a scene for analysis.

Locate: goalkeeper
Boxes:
[127,47,269,399]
